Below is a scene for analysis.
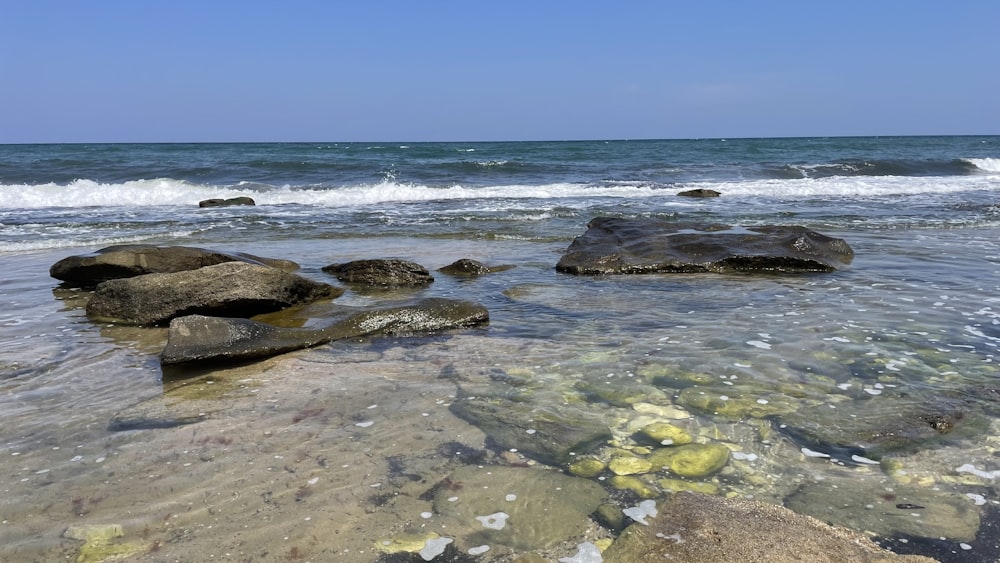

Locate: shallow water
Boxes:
[3,137,1000,561]
[2,226,1000,562]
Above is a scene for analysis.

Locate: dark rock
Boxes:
[198,196,256,207]
[602,492,938,563]
[677,188,721,197]
[50,244,298,286]
[448,395,611,466]
[555,217,854,275]
[160,298,489,365]
[86,261,343,326]
[322,259,433,287]
[437,258,515,276]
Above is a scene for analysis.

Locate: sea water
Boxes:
[2,137,1000,561]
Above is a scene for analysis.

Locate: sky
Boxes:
[2,1,998,143]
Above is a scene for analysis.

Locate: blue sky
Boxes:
[2,1,998,143]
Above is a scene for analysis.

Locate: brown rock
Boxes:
[602,492,937,563]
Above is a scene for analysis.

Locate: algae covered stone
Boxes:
[568,456,607,478]
[649,443,729,478]
[676,386,799,420]
[609,454,654,476]
[609,475,659,499]
[374,531,444,555]
[635,421,693,446]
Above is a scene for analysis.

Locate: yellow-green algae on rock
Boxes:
[635,421,693,446]
[568,456,607,478]
[62,524,146,563]
[649,442,730,478]
[609,454,654,476]
[676,386,799,420]
[609,475,659,499]
[374,531,443,554]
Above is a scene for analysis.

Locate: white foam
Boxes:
[965,157,1000,173]
[956,463,1000,479]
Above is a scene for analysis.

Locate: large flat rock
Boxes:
[556,217,854,275]
[50,244,298,285]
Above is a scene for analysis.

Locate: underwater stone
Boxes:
[785,475,982,542]
[676,386,800,420]
[657,478,719,495]
[449,395,611,466]
[567,456,607,478]
[648,443,729,478]
[609,454,654,476]
[635,422,693,446]
[608,475,659,499]
[431,465,607,551]
[374,531,443,555]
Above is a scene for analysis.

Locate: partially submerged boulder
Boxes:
[437,258,515,276]
[602,492,937,563]
[160,298,489,365]
[677,188,721,197]
[50,244,297,285]
[198,196,256,207]
[322,258,433,287]
[86,261,343,326]
[556,217,854,275]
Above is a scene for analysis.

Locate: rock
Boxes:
[555,217,854,275]
[775,395,986,461]
[160,298,490,365]
[50,244,298,285]
[86,261,343,326]
[676,385,801,420]
[198,196,256,207]
[602,492,938,563]
[608,475,659,499]
[322,258,433,287]
[677,188,721,197]
[567,457,607,479]
[785,475,981,542]
[437,258,515,276]
[609,454,654,476]
[63,523,146,563]
[648,443,730,478]
[430,465,607,551]
[635,422,693,446]
[448,395,611,466]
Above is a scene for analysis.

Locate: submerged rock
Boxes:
[448,395,611,466]
[602,492,938,563]
[160,298,489,365]
[430,465,607,551]
[556,217,854,275]
[785,475,981,542]
[437,258,515,276]
[775,395,986,461]
[50,244,297,285]
[648,442,730,478]
[322,258,433,287]
[86,261,343,326]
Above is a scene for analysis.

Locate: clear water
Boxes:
[2,137,999,561]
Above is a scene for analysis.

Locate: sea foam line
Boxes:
[1,174,998,209]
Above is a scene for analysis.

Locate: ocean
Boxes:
[2,137,999,561]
